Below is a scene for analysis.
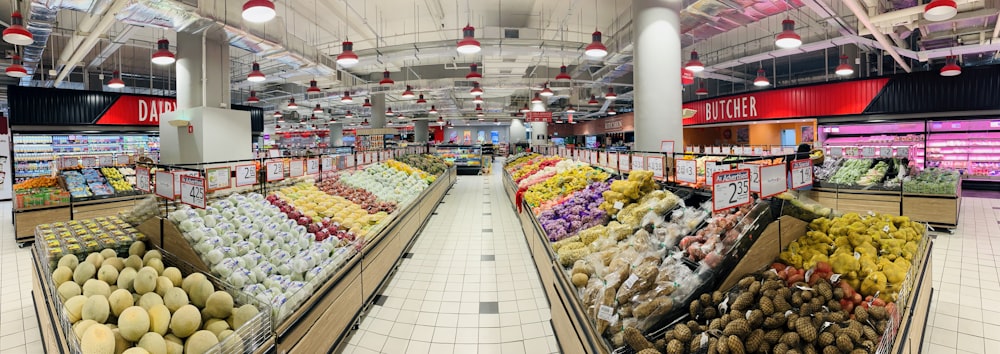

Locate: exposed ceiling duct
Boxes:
[18,0,111,86]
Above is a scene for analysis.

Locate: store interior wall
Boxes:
[683,121,817,147]
[443,126,510,144]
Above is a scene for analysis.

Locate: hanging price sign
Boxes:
[830,147,843,157]
[712,169,751,212]
[705,163,731,186]
[321,157,333,172]
[135,167,150,192]
[753,147,764,156]
[770,147,782,155]
[790,159,814,189]
[897,146,910,158]
[206,167,231,191]
[879,147,892,158]
[265,161,284,182]
[346,154,356,168]
[114,154,130,165]
[608,152,620,171]
[307,159,320,174]
[619,154,631,172]
[154,170,174,199]
[172,171,199,196]
[179,174,207,209]
[675,159,697,183]
[861,146,875,158]
[81,156,98,168]
[288,160,305,177]
[234,164,256,187]
[631,155,645,171]
[647,156,665,179]
[589,151,598,165]
[738,163,762,193]
[760,164,788,198]
[597,152,606,167]
[98,155,114,167]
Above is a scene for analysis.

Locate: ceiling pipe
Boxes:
[87,24,139,69]
[52,11,105,76]
[53,0,130,86]
[843,0,913,72]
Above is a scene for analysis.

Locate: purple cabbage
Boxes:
[539,181,611,241]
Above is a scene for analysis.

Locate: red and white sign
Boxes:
[790,159,814,189]
[607,152,619,171]
[179,174,207,209]
[618,154,630,172]
[675,159,697,183]
[235,164,256,187]
[95,95,178,126]
[289,159,305,177]
[647,156,665,180]
[712,169,751,212]
[760,164,788,198]
[265,161,284,182]
[135,166,150,192]
[306,158,320,175]
[154,170,174,199]
[738,163,762,193]
[524,111,552,123]
[681,69,695,85]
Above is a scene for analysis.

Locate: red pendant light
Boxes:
[555,65,571,80]
[379,70,394,85]
[416,94,427,104]
[242,0,276,23]
[151,39,175,65]
[494,118,499,125]
[753,68,770,87]
[428,105,438,114]
[472,95,484,104]
[924,0,958,21]
[607,107,617,115]
[310,114,319,121]
[362,119,369,126]
[565,105,576,113]
[247,90,260,103]
[835,55,854,76]
[345,111,354,118]
[307,80,321,93]
[940,55,962,76]
[336,40,359,66]
[386,107,395,116]
[540,83,554,97]
[466,63,482,79]
[775,19,802,49]
[341,91,353,103]
[437,116,444,124]
[585,30,608,58]
[475,104,483,112]
[107,70,125,88]
[531,92,543,104]
[3,12,32,46]
[604,87,616,100]
[313,104,323,113]
[362,98,371,107]
[456,25,481,54]
[401,85,415,99]
[685,51,705,72]
[469,82,483,96]
[520,104,530,113]
[695,83,709,96]
[587,95,599,105]
[5,55,27,78]
[287,98,298,109]
[273,111,283,118]
[247,62,265,82]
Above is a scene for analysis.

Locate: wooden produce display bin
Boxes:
[902,193,960,228]
[14,205,71,243]
[836,189,901,215]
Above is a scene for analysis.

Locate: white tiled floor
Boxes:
[0,201,45,354]
[338,163,560,354]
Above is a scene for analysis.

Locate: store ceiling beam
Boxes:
[53,0,131,87]
[799,0,858,37]
[86,25,139,70]
[844,0,912,72]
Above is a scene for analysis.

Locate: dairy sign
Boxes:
[95,95,178,126]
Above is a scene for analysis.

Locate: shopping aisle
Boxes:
[0,201,44,354]
[339,162,559,354]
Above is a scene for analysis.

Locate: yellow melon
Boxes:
[129,241,146,257]
[104,257,126,272]
[82,295,111,323]
[74,262,97,285]
[86,253,105,269]
[182,330,218,354]
[58,254,79,270]
[147,304,171,336]
[142,250,162,264]
[202,319,229,336]
[138,332,167,354]
[97,265,119,284]
[138,293,164,310]
[229,304,259,329]
[73,319,98,338]
[112,328,129,354]
[134,267,158,294]
[146,258,165,276]
[188,280,214,308]
[58,281,82,302]
[122,348,150,354]
[180,273,206,293]
[125,255,144,270]
[64,295,88,323]
[100,249,118,259]
[163,288,189,313]
[108,289,134,317]
[162,267,183,287]
[83,279,112,298]
[155,276,173,297]
[117,267,138,292]
[53,266,74,287]
[203,291,233,319]
[118,306,151,342]
[168,305,201,338]
[80,323,115,354]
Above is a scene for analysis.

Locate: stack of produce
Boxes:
[37,216,145,268]
[119,167,138,187]
[623,270,894,354]
[856,161,889,187]
[779,213,923,302]
[826,159,872,185]
[272,182,387,235]
[316,176,396,214]
[599,170,658,215]
[518,159,588,189]
[101,167,133,193]
[678,203,755,267]
[537,181,610,241]
[522,165,609,208]
[14,176,59,190]
[394,154,449,175]
[504,153,539,172]
[168,194,359,322]
[339,163,429,204]
[50,242,262,354]
[122,196,159,226]
[385,159,435,183]
[882,159,908,189]
[513,156,563,183]
[903,168,959,195]
[813,156,843,181]
[774,192,835,221]
[63,171,93,198]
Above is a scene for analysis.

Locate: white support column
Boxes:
[371,93,386,128]
[328,123,344,146]
[509,119,526,144]
[633,0,684,152]
[529,122,548,147]
[413,120,429,143]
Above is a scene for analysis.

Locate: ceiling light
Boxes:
[362,98,371,107]
[924,0,958,21]
[401,85,415,99]
[540,83,554,97]
[437,116,444,124]
[520,104,530,113]
[336,41,359,66]
[585,30,608,58]
[107,70,125,88]
[494,118,500,125]
[475,104,483,112]
[695,84,708,96]
[247,90,260,103]
[287,98,298,109]
[310,114,319,121]
[565,106,576,113]
[416,94,427,104]
[588,95,599,105]
[345,110,354,118]
[555,65,571,80]
[3,11,31,46]
[470,82,483,96]
[386,107,395,116]
[477,112,484,118]
[531,92,543,103]
[753,68,770,87]
[604,87,616,100]
[306,80,321,93]
[242,0,276,23]
[940,55,962,76]
[607,107,617,115]
[775,19,802,49]
[341,91,353,103]
[150,39,175,65]
[466,63,482,79]
[457,25,481,54]
[835,55,854,76]
[313,104,323,113]
[685,51,705,72]
[247,62,265,82]
[362,119,369,125]
[428,105,438,114]
[472,95,484,104]
[5,55,26,78]
[379,70,394,85]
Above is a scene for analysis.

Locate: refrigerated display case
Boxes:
[434,145,483,174]
[925,119,1000,181]
[819,122,925,167]
[12,134,158,183]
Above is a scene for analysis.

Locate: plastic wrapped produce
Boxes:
[827,159,873,185]
[813,156,843,180]
[537,181,610,241]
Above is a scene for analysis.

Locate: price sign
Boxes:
[589,151,598,166]
[135,166,150,192]
[154,170,174,199]
[81,156,98,168]
[321,157,333,171]
[685,147,694,153]
[268,150,281,158]
[861,146,875,158]
[712,169,751,212]
[306,158,320,174]
[173,171,199,196]
[660,140,675,153]
[206,167,231,191]
[753,147,764,156]
[878,147,891,158]
[783,147,795,154]
[289,160,305,177]
[722,147,732,155]
[790,159,814,189]
[619,154,631,172]
[771,147,782,155]
[114,154,130,166]
[760,164,788,198]
[265,161,284,182]
[235,164,257,187]
[631,155,645,171]
[675,159,697,183]
[598,152,606,167]
[98,155,114,167]
[897,146,910,158]
[738,163,762,193]
[830,147,843,157]
[705,163,731,186]
[608,152,619,171]
[179,174,207,209]
[346,154,356,168]
[647,156,665,179]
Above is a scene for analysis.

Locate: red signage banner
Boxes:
[682,78,889,126]
[681,69,694,85]
[95,95,178,126]
[524,111,553,122]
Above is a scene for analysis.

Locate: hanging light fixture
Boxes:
[362,119,369,125]
[540,83,554,97]
[362,98,371,107]
[604,87,617,100]
[924,0,958,21]
[475,104,483,112]
[273,111,282,118]
[437,116,444,124]
[469,82,483,96]
[379,70,394,85]
[585,30,608,58]
[466,63,482,79]
[565,106,576,113]
[247,90,260,103]
[588,95,599,105]
[835,55,854,76]
[310,114,319,121]
[151,39,175,65]
[695,82,709,96]
[345,111,354,118]
[457,24,481,54]
[472,95,484,104]
[685,51,705,72]
[428,105,438,114]
[753,68,770,87]
[386,107,395,116]
[477,114,484,119]
[416,94,427,104]
[531,92,543,103]
[775,19,802,49]
[940,55,962,76]
[607,107,617,115]
[242,0,276,23]
[247,62,265,82]
[5,55,27,78]
[3,11,32,46]
[313,104,323,113]
[287,98,298,109]
[494,118,500,125]
[520,104,530,113]
[336,40,359,66]
[341,91,353,103]
[107,70,125,88]
[555,65,572,80]
[401,85,415,99]
[307,80,321,94]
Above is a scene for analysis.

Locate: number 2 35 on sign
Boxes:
[712,169,751,212]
